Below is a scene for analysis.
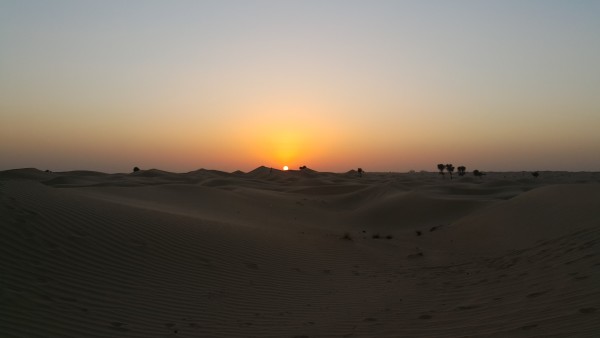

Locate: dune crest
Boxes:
[441,184,600,254]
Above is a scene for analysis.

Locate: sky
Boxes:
[1,0,599,173]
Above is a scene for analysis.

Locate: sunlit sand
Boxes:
[1,167,599,337]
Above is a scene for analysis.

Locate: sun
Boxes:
[283,166,289,171]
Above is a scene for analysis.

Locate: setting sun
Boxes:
[2,2,600,337]
[1,2,599,173]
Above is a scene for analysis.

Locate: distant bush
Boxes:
[532,171,539,178]
[372,233,380,239]
[437,163,445,176]
[341,232,353,241]
[445,164,455,179]
[133,167,140,172]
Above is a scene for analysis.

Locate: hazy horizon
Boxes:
[3,165,600,176]
[2,1,599,173]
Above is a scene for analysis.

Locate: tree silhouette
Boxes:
[445,164,455,179]
[357,168,364,177]
[437,164,445,176]
[299,165,307,170]
[457,166,466,176]
[133,166,140,172]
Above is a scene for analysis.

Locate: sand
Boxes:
[1,167,599,337]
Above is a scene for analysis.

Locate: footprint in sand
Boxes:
[109,322,129,332]
[574,275,589,281]
[456,305,479,310]
[164,323,179,333]
[407,252,424,259]
[429,225,442,232]
[244,262,259,269]
[526,290,551,298]
[579,307,596,314]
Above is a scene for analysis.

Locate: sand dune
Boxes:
[1,168,599,337]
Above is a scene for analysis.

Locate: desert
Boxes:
[1,167,599,337]
[2,3,600,336]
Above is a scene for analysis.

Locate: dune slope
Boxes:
[1,170,599,337]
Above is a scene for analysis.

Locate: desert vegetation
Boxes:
[341,232,353,241]
[437,163,445,176]
[437,164,467,179]
[445,164,455,179]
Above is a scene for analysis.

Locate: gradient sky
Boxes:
[1,1,599,172]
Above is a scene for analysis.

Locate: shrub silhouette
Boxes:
[437,163,445,176]
[299,165,307,170]
[457,166,466,176]
[133,167,140,172]
[473,169,485,178]
[532,171,539,178]
[445,164,455,179]
[357,168,364,177]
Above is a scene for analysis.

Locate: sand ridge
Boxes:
[1,168,599,337]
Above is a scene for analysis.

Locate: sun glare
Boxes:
[283,166,289,171]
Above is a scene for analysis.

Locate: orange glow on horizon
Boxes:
[220,102,353,171]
